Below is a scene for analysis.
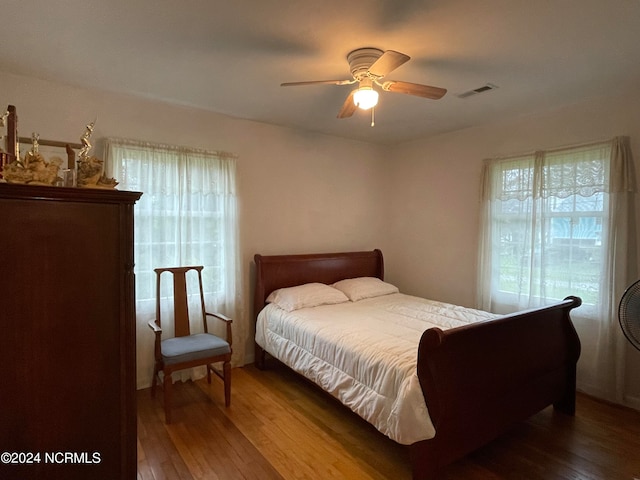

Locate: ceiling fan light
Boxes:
[353,87,379,110]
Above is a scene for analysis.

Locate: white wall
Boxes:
[0,71,386,372]
[383,90,640,408]
[3,71,639,407]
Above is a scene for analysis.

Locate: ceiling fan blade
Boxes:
[337,91,357,118]
[368,50,410,78]
[281,79,355,87]
[381,80,447,99]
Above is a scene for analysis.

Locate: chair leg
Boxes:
[207,364,212,384]
[223,361,231,407]
[151,363,159,398]
[163,371,173,423]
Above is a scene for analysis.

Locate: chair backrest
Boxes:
[155,266,208,338]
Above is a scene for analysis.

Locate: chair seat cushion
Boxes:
[162,333,230,366]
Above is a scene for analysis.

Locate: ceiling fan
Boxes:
[281,48,447,124]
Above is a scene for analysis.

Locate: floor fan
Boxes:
[618,280,640,351]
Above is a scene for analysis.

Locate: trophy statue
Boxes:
[76,119,117,188]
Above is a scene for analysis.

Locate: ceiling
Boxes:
[2,0,640,145]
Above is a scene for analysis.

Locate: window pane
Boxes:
[490,146,609,308]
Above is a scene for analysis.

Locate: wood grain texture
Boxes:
[252,250,582,479]
[0,184,141,480]
[137,364,640,480]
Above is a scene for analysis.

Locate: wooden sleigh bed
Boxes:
[253,249,582,479]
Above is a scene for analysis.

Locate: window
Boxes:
[105,138,243,388]
[478,136,637,404]
[484,146,609,311]
[134,188,228,306]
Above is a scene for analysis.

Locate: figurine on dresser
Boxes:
[0,112,118,188]
[2,132,63,185]
[75,120,118,188]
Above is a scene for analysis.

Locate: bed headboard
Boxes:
[253,249,384,320]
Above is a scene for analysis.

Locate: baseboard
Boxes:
[577,387,640,413]
[623,394,640,411]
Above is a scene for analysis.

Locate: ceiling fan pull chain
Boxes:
[371,107,375,127]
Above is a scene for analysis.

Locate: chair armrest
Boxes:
[147,320,162,360]
[148,319,162,333]
[206,312,232,323]
[205,312,233,346]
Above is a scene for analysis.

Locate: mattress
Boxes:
[256,292,498,444]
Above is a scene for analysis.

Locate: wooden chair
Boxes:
[148,266,232,423]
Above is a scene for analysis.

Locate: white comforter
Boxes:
[256,293,498,444]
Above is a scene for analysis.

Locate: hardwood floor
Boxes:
[138,363,640,479]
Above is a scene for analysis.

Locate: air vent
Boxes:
[457,83,499,99]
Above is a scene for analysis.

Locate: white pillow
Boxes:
[332,277,399,301]
[266,282,349,312]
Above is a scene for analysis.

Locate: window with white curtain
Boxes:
[478,137,637,405]
[105,138,244,389]
[480,146,609,313]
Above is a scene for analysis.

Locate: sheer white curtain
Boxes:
[105,138,244,389]
[478,137,637,405]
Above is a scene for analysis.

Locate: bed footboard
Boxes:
[411,296,582,480]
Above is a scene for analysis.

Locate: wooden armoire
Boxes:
[0,183,142,479]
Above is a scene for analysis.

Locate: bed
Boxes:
[253,249,582,479]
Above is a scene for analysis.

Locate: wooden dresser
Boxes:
[0,183,142,479]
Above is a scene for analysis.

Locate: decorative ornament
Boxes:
[78,120,95,161]
[75,119,118,188]
[1,131,62,185]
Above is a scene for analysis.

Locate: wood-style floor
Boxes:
[137,363,640,480]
